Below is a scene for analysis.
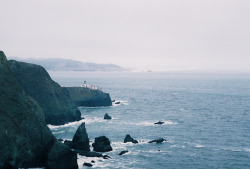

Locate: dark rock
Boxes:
[154,121,164,125]
[71,122,90,151]
[58,138,63,142]
[118,150,129,155]
[74,150,103,158]
[47,141,78,169]
[83,162,93,167]
[0,51,77,168]
[92,136,112,152]
[65,87,112,107]
[103,155,111,159]
[64,140,73,148]
[104,113,112,120]
[124,134,138,144]
[115,101,120,104]
[148,138,166,143]
[8,60,81,125]
[91,160,95,163]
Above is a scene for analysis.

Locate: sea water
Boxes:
[48,72,250,169]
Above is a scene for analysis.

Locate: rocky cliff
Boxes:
[65,87,112,107]
[0,51,78,168]
[8,60,81,125]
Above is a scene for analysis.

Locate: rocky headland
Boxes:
[8,60,82,125]
[0,51,78,169]
[65,87,112,107]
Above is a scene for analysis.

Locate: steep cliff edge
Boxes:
[65,87,112,107]
[0,51,78,168]
[9,60,81,125]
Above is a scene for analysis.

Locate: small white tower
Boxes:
[81,80,88,87]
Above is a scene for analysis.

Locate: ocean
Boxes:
[48,72,250,169]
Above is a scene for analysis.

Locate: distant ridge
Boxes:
[10,57,129,72]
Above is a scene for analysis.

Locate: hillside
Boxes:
[11,58,128,72]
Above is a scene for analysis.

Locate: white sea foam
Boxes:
[122,120,178,126]
[48,117,111,130]
[195,144,205,148]
[112,100,129,106]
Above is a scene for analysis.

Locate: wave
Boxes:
[120,120,178,126]
[112,100,129,106]
[195,144,205,148]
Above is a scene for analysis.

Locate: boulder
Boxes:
[118,150,129,156]
[154,121,164,125]
[104,113,112,120]
[71,122,90,151]
[148,138,166,143]
[8,60,81,125]
[115,101,120,104]
[92,136,112,152]
[124,134,138,144]
[47,141,78,169]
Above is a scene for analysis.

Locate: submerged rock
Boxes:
[73,150,110,159]
[154,121,165,125]
[118,150,129,156]
[148,138,166,143]
[72,122,90,151]
[124,134,138,144]
[83,162,93,167]
[92,136,113,152]
[104,113,112,120]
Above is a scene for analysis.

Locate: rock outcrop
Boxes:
[148,138,166,143]
[67,122,90,151]
[154,121,164,125]
[0,51,78,168]
[65,87,112,107]
[92,136,113,152]
[47,141,78,169]
[124,134,138,144]
[104,113,112,120]
[118,150,129,156]
[8,60,81,125]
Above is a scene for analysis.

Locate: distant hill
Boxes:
[10,58,129,72]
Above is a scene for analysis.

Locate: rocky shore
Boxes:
[0,51,77,168]
[0,51,113,168]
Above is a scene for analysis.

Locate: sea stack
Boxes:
[70,122,90,151]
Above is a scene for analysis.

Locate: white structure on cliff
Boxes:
[81,81,98,90]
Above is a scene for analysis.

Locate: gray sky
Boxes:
[0,0,250,72]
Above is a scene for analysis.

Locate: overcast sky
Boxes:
[0,0,250,72]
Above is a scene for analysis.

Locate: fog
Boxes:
[0,0,249,72]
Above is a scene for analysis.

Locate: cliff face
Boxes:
[9,60,81,125]
[0,51,77,168]
[65,87,112,107]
